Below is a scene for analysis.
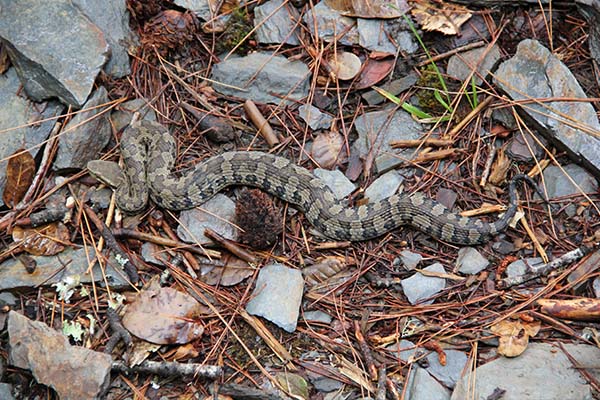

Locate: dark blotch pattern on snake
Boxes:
[89,120,540,245]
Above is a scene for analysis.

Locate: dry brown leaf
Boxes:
[411,1,472,35]
[537,298,600,321]
[122,278,210,344]
[201,254,253,286]
[311,131,347,169]
[302,256,347,285]
[488,147,510,185]
[12,222,69,256]
[490,318,541,357]
[0,43,11,74]
[355,57,395,89]
[3,148,35,208]
[326,0,409,18]
[164,343,200,361]
[328,52,362,81]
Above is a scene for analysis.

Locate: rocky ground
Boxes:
[1,0,600,399]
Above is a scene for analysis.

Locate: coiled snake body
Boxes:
[88,120,539,245]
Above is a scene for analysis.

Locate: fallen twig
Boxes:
[112,360,222,380]
[499,245,593,288]
[204,228,257,264]
[83,205,139,284]
[111,228,221,259]
[104,307,132,354]
[244,99,279,147]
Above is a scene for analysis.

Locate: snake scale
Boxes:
[88,119,541,245]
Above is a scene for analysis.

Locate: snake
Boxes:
[87,119,543,245]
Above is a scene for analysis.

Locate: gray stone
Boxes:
[313,169,356,199]
[0,68,64,207]
[73,0,138,78]
[495,39,600,179]
[358,18,417,55]
[298,104,333,130]
[447,44,501,84]
[110,98,157,132]
[426,350,467,388]
[177,193,238,244]
[307,370,344,392]
[405,367,451,400]
[450,343,598,400]
[8,311,112,400]
[456,247,489,275]
[211,52,310,105]
[53,87,112,170]
[303,310,332,324]
[362,73,419,105]
[0,383,15,400]
[0,0,110,107]
[398,250,422,270]
[365,170,403,202]
[141,242,166,266]
[303,2,359,46]
[541,164,598,217]
[353,108,425,172]
[492,239,516,255]
[0,292,18,308]
[401,263,446,305]
[506,257,544,278]
[593,277,600,298]
[175,0,216,21]
[254,0,300,45]
[506,132,546,163]
[0,247,128,291]
[385,339,418,362]
[87,187,113,210]
[246,263,304,332]
[435,188,457,210]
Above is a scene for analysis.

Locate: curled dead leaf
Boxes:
[302,256,347,285]
[311,131,347,169]
[122,279,211,344]
[325,0,409,18]
[355,57,395,89]
[490,318,540,357]
[12,222,69,256]
[328,52,362,81]
[200,254,254,286]
[3,148,35,208]
[411,1,472,35]
[488,146,510,186]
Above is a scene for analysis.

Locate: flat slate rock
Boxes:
[541,164,598,217]
[447,44,501,84]
[450,342,599,400]
[0,68,64,207]
[211,52,310,105]
[0,247,128,291]
[401,263,446,305]
[303,1,359,46]
[177,193,238,244]
[73,0,138,78]
[245,263,304,332]
[254,0,301,45]
[352,108,425,173]
[8,311,112,400]
[495,39,600,179]
[0,0,109,107]
[404,367,451,400]
[53,87,112,170]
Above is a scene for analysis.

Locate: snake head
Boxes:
[87,160,125,188]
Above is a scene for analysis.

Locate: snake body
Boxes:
[89,120,537,245]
